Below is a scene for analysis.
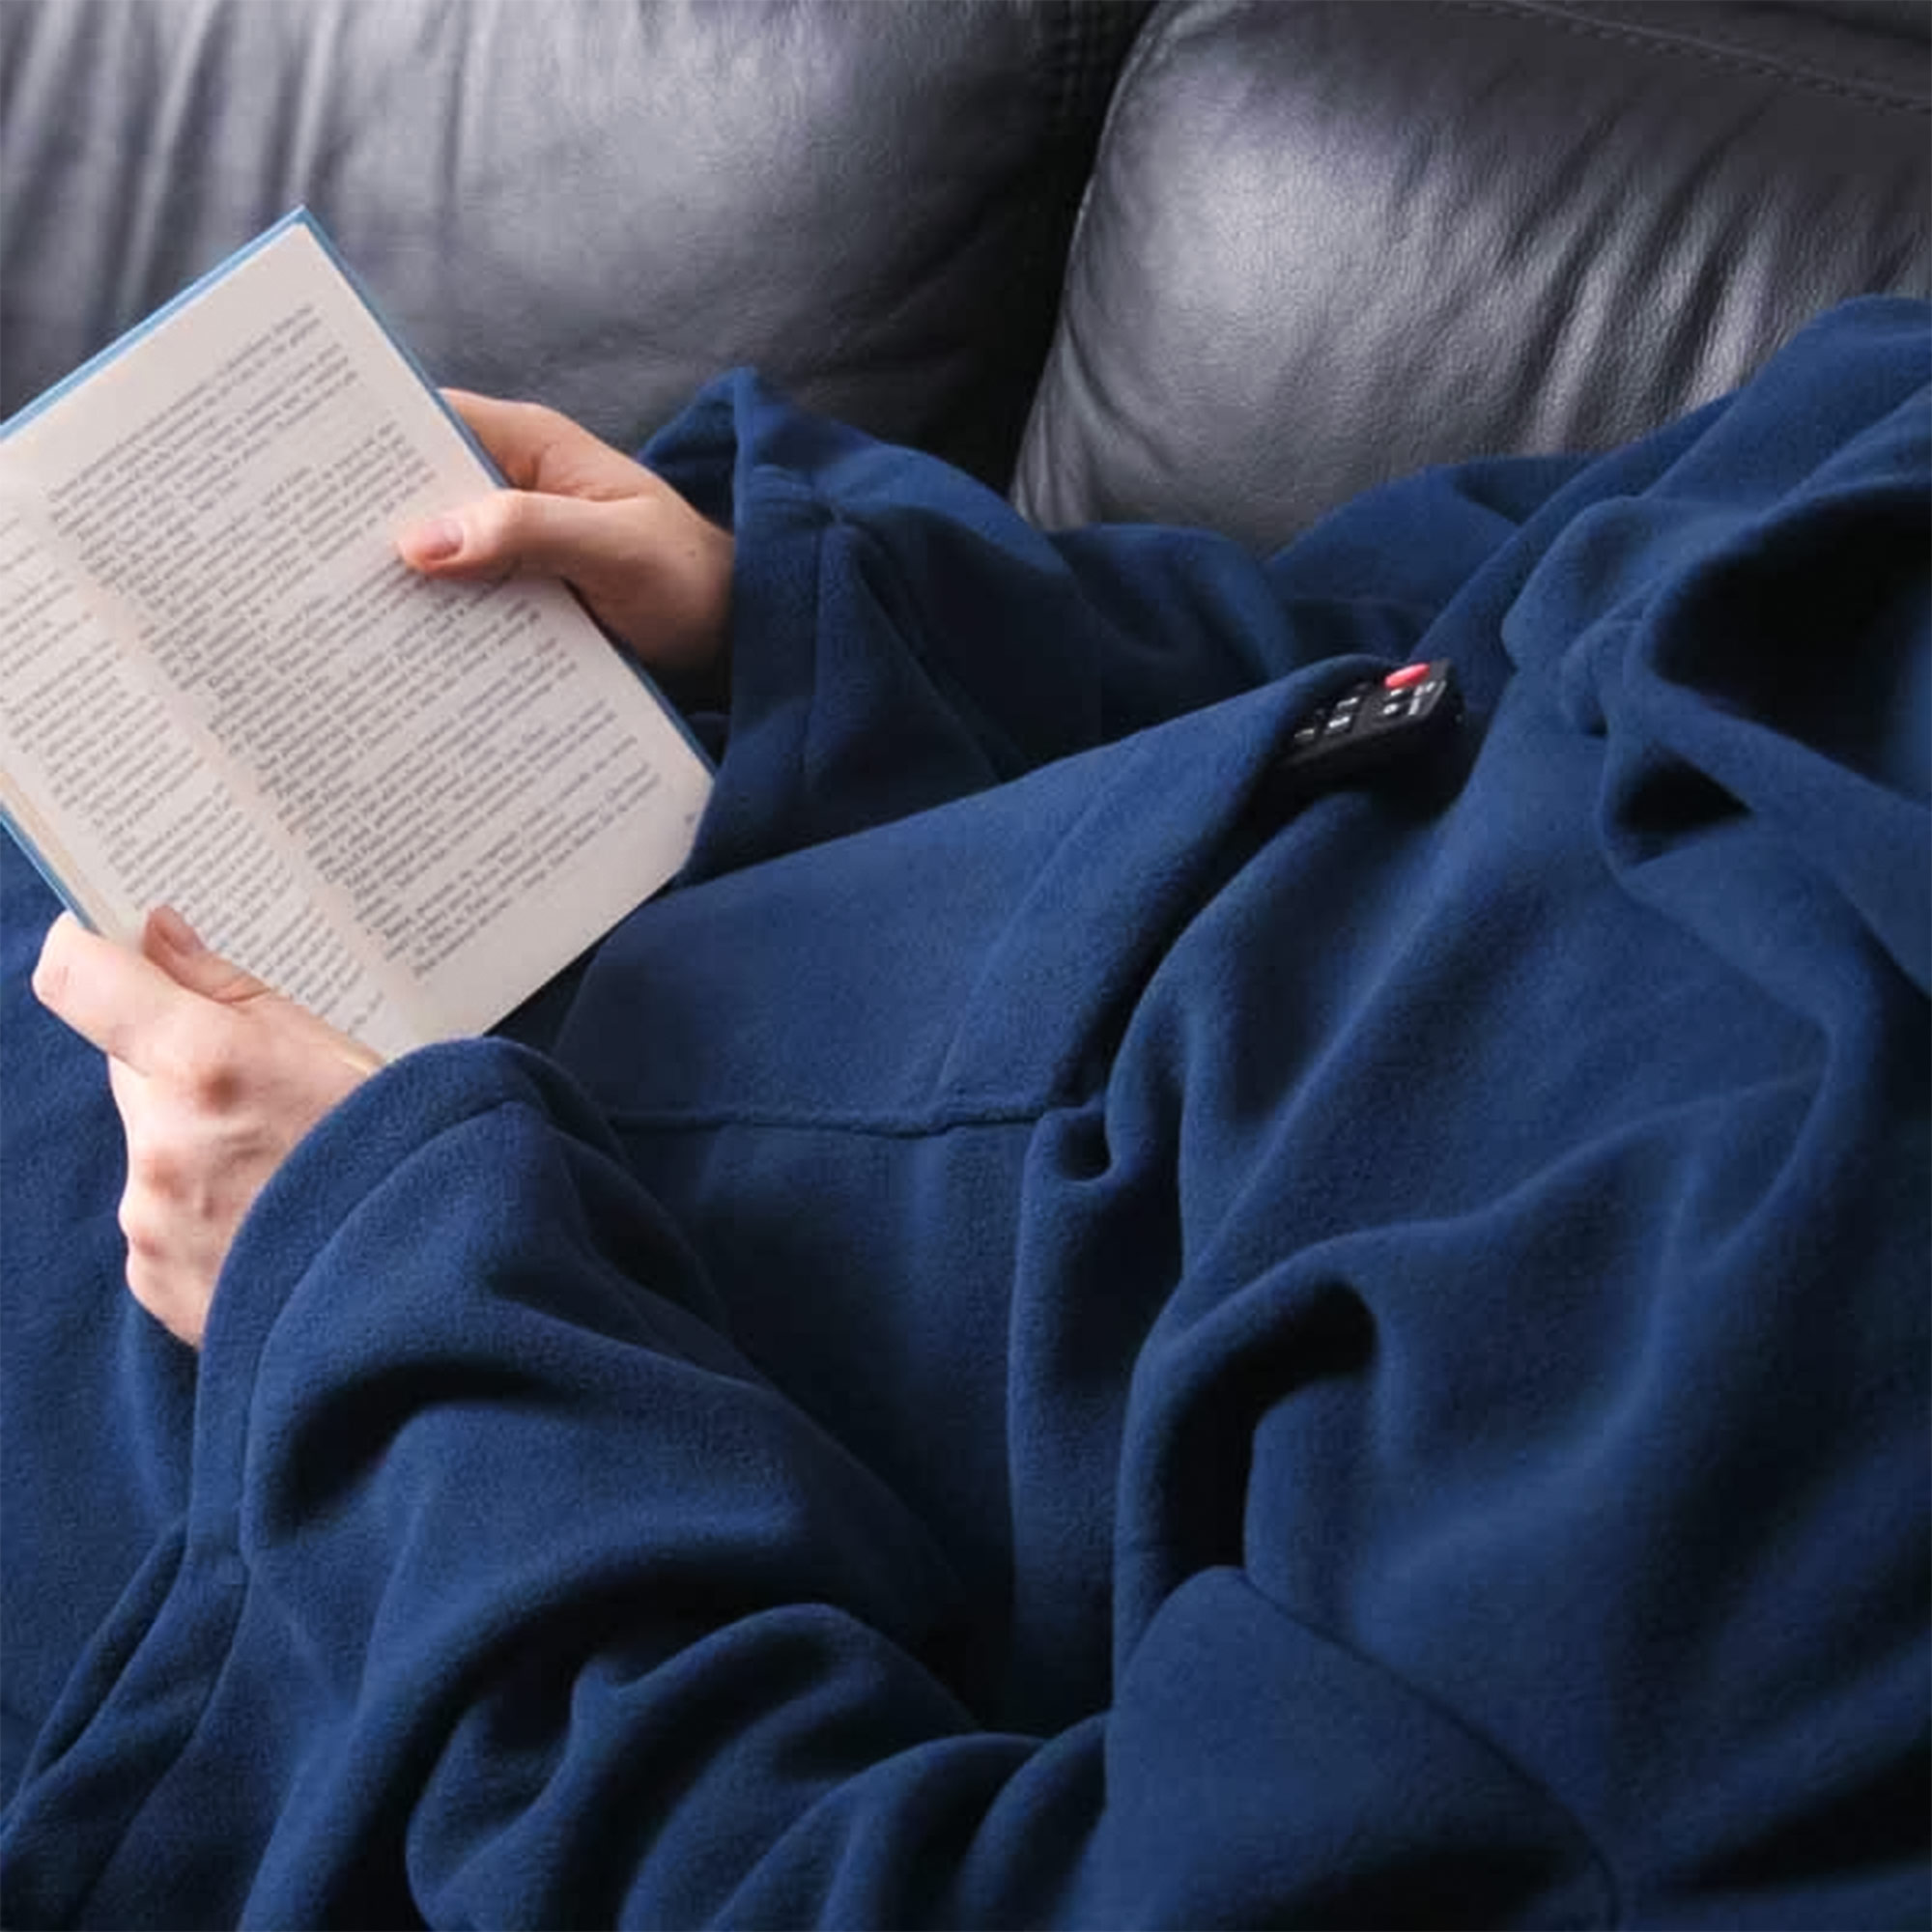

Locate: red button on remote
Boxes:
[1383,663,1431,690]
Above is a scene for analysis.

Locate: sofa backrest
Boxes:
[1013,0,1932,548]
[0,0,1142,489]
[6,0,1923,545]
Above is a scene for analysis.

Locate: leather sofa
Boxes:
[4,0,1926,556]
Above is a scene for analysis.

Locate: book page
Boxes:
[0,217,712,1052]
[0,499,406,1050]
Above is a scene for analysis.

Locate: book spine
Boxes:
[0,808,92,928]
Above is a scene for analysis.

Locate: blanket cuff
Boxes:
[189,1038,608,1537]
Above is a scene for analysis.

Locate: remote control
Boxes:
[1279,659,1462,786]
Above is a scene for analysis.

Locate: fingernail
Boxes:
[403,514,465,564]
[149,905,203,955]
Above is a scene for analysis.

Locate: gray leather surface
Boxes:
[5,0,1921,538]
[1015,0,1931,546]
[0,0,1143,485]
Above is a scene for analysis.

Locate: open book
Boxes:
[0,211,714,1060]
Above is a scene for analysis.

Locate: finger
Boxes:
[436,390,559,491]
[140,906,270,1008]
[32,913,195,1075]
[437,390,648,499]
[398,489,654,589]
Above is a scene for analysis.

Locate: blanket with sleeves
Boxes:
[1,299,1926,1928]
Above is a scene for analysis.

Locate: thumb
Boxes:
[140,906,272,1007]
[141,908,385,1074]
[396,490,643,586]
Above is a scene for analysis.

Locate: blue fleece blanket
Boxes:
[2,300,1927,1928]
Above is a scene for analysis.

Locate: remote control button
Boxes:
[1383,663,1431,691]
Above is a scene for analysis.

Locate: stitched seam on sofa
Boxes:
[1048,1,1153,137]
[1446,0,1932,112]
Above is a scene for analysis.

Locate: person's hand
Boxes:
[398,391,734,696]
[32,908,381,1349]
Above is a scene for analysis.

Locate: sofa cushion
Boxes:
[1015,0,1931,546]
[0,0,1143,486]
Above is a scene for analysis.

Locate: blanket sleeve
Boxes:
[0,1038,1616,1929]
[649,366,1603,876]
